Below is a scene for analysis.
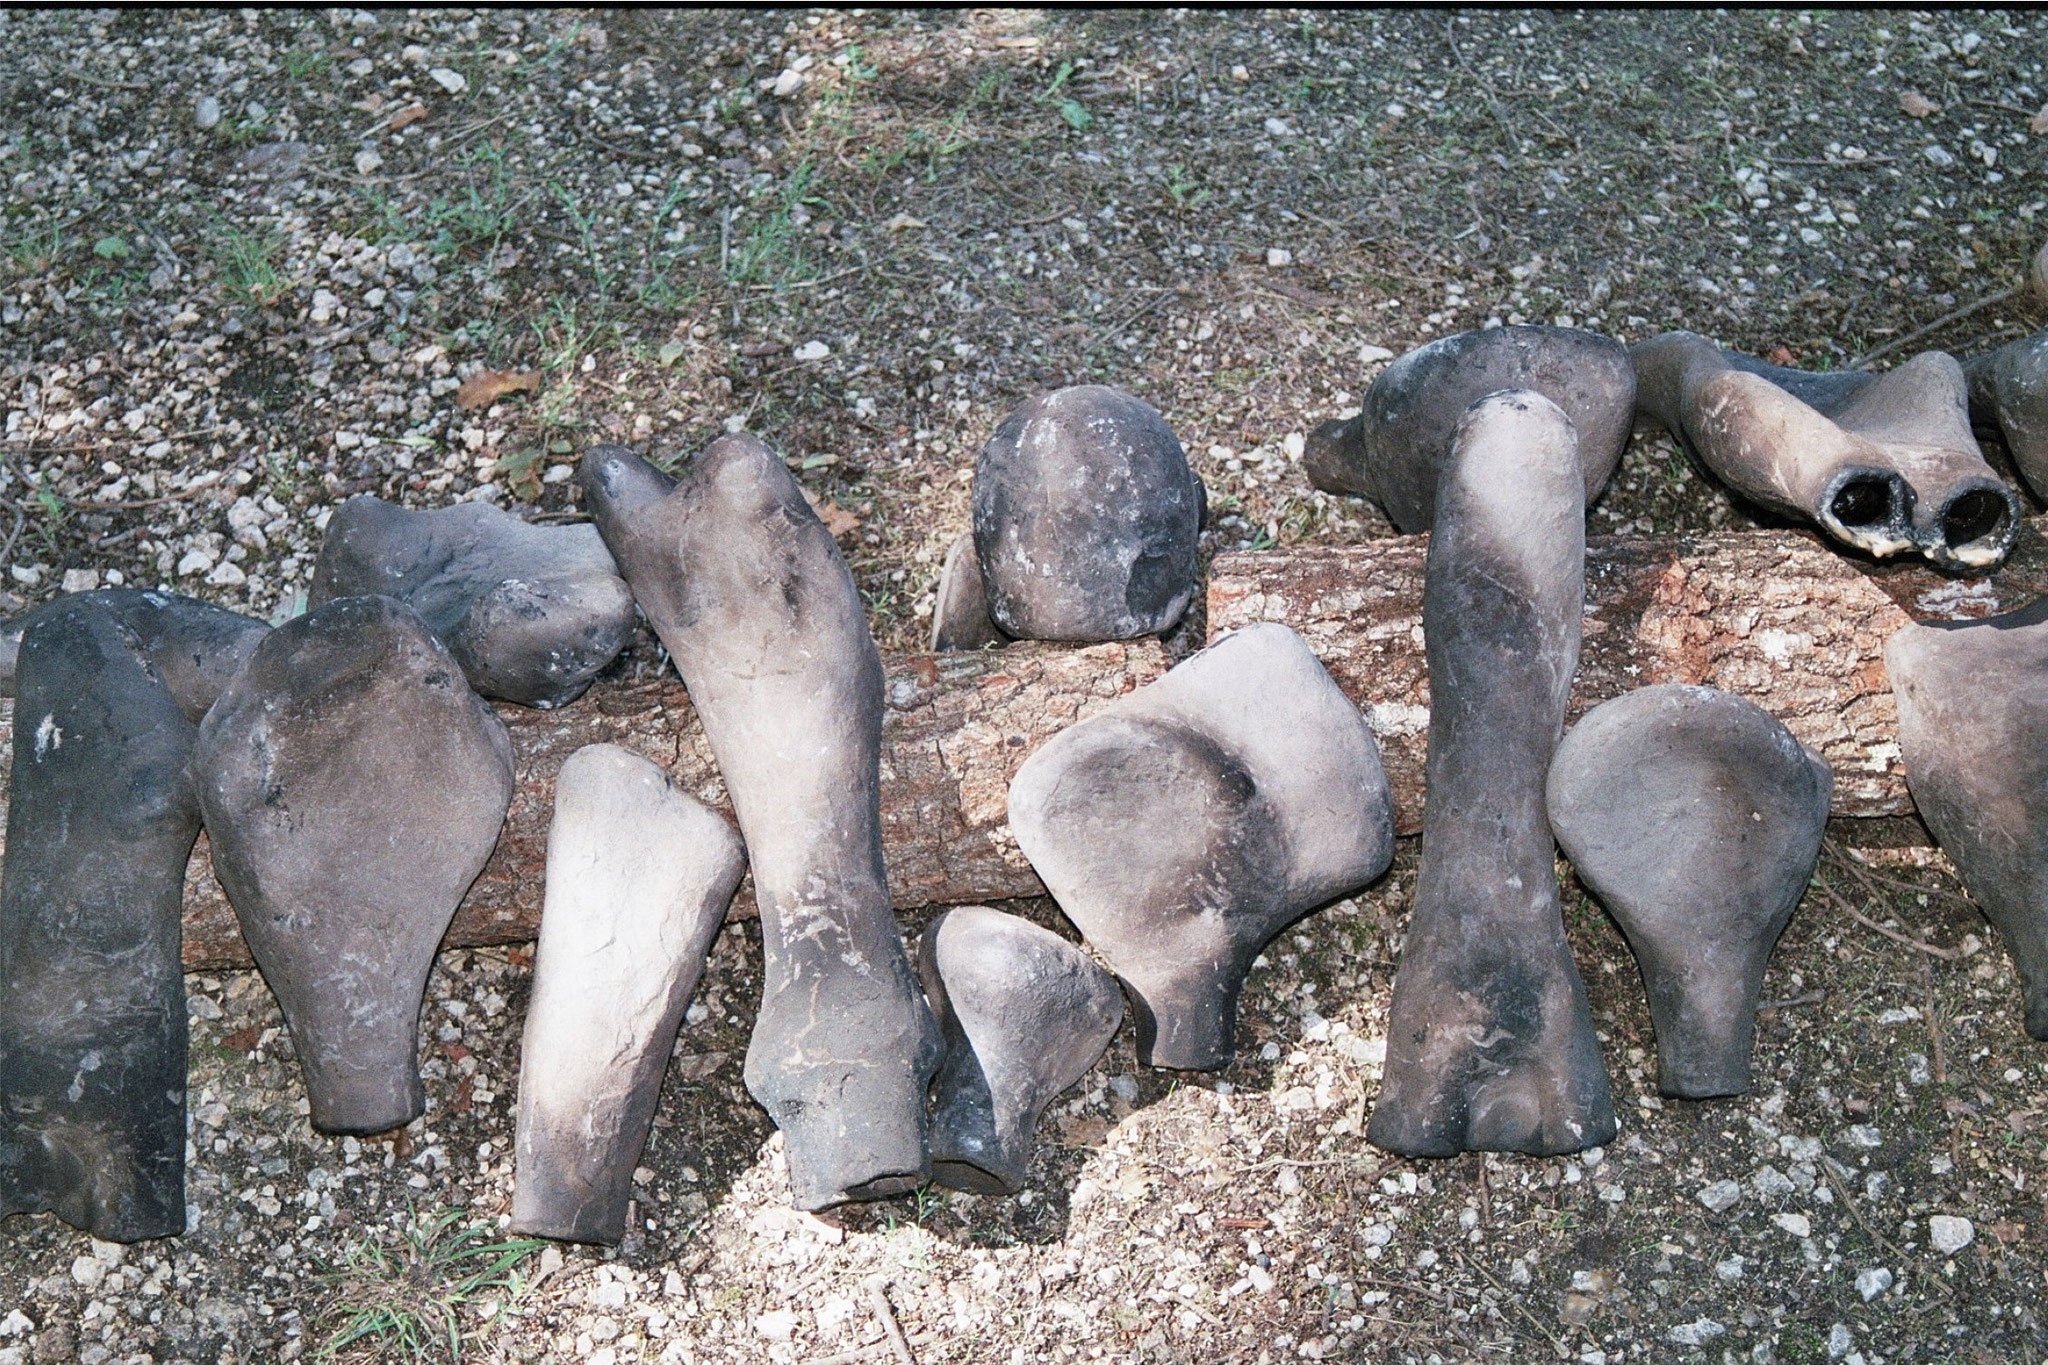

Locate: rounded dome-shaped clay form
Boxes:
[1008,622,1393,1070]
[193,595,515,1135]
[1887,601,2048,1041]
[579,439,940,1211]
[1632,332,2019,571]
[916,907,1122,1195]
[1366,391,1617,1159]
[1303,325,1635,532]
[972,385,1203,641]
[513,744,745,1244]
[310,495,637,708]
[929,532,1006,652]
[0,593,261,1242]
[1963,329,2048,504]
[1546,685,1832,1099]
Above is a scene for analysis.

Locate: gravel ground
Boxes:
[4,8,2048,1364]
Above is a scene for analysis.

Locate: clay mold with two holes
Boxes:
[310,495,637,708]
[192,595,515,1134]
[916,906,1122,1195]
[1008,621,1393,1071]
[512,743,746,1244]
[1366,390,1617,1158]
[580,437,941,1210]
[1304,324,1636,532]
[1547,684,1832,1099]
[973,385,1204,641]
[1631,331,2018,570]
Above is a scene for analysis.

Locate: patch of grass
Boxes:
[1164,163,1210,212]
[1037,61,1091,132]
[207,218,291,307]
[722,159,821,288]
[3,219,66,281]
[281,47,331,83]
[316,1209,543,1365]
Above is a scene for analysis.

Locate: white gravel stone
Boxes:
[1855,1266,1893,1301]
[195,95,221,129]
[1667,1318,1725,1347]
[771,68,805,97]
[61,568,100,593]
[792,340,830,361]
[354,149,383,176]
[1751,1164,1796,1199]
[1265,247,1294,267]
[428,66,467,94]
[205,560,247,588]
[1827,1323,1853,1358]
[1696,1179,1741,1213]
[1773,1212,1812,1238]
[1928,1214,1974,1254]
[753,1309,798,1341]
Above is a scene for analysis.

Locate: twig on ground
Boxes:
[1850,286,2027,369]
[1444,20,1520,156]
[863,1277,917,1365]
[1455,1250,1573,1359]
[1810,875,1960,961]
[1826,843,1975,908]
[1924,960,1949,1085]
[1756,991,1827,1014]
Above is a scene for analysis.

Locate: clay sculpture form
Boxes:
[1303,325,1636,532]
[310,495,637,708]
[193,595,515,1134]
[579,438,941,1210]
[513,744,745,1244]
[1546,684,1833,1098]
[1367,391,1617,1158]
[1962,329,2048,502]
[1887,603,2048,1040]
[916,906,1122,1194]
[928,532,1007,652]
[972,385,1204,641]
[0,588,269,708]
[0,593,264,1241]
[1008,621,1393,1070]
[1631,331,2019,571]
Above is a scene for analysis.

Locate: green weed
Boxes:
[722,160,821,288]
[208,219,290,306]
[316,1209,543,1365]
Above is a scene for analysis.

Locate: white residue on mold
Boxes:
[34,713,62,759]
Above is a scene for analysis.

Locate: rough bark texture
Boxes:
[4,520,2045,972]
[1207,517,2048,837]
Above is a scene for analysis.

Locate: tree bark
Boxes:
[3,520,2043,971]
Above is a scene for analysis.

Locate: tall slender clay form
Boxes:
[1631,331,2018,571]
[1009,622,1393,1070]
[0,592,263,1241]
[513,744,745,1243]
[916,907,1122,1194]
[1367,391,1616,1158]
[1887,602,2048,1040]
[929,532,1006,652]
[193,596,514,1134]
[1962,329,2048,502]
[1547,685,1832,1098]
[1304,325,1636,532]
[579,438,941,1210]
[310,495,637,708]
[973,385,1204,641]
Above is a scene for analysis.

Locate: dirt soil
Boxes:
[4,8,2048,1365]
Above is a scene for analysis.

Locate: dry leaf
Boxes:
[808,495,861,538]
[2032,104,2048,136]
[1899,91,1939,119]
[1766,345,1798,367]
[885,212,927,232]
[387,103,428,132]
[1057,1115,1109,1149]
[671,1051,728,1081]
[454,368,540,410]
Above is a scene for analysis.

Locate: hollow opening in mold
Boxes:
[1828,475,1895,530]
[1941,489,2011,551]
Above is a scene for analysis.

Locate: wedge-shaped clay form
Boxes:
[1546,685,1832,1098]
[1963,329,2048,502]
[1367,391,1616,1157]
[973,385,1203,641]
[916,907,1121,1194]
[0,588,269,711]
[1887,602,2048,1040]
[579,438,941,1210]
[512,744,745,1243]
[193,595,515,1134]
[0,593,253,1241]
[1632,331,2018,571]
[310,495,637,708]
[1009,622,1392,1070]
[1304,325,1635,532]
[929,532,1006,652]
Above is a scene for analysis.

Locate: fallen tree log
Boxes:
[1,520,2042,971]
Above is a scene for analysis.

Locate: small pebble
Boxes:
[1696,1179,1741,1213]
[1928,1214,1974,1255]
[194,95,221,129]
[1855,1266,1893,1301]
[428,67,467,94]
